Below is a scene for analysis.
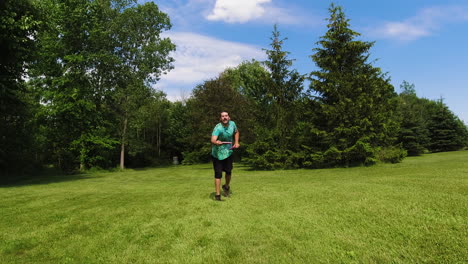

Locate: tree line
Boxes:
[1,1,467,181]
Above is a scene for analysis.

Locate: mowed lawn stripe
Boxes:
[1,151,467,263]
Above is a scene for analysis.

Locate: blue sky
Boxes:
[146,0,468,124]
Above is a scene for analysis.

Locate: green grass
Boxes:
[1,151,467,263]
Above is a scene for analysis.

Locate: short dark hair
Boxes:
[219,111,229,117]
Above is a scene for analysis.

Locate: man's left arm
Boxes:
[233,129,240,148]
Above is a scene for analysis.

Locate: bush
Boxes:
[182,144,212,165]
[248,155,274,170]
[377,145,407,163]
[343,141,375,166]
[323,147,342,167]
[244,147,306,170]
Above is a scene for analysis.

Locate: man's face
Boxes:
[220,112,230,124]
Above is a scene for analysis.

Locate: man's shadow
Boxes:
[209,191,233,200]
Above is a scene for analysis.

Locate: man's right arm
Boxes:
[211,135,222,145]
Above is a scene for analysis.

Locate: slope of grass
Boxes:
[1,151,467,263]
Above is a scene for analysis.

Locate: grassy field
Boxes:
[1,151,467,263]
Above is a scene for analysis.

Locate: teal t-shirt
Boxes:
[211,121,237,160]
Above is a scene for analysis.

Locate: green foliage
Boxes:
[184,71,255,163]
[323,146,343,167]
[0,0,42,178]
[426,100,468,152]
[244,128,307,170]
[224,60,274,131]
[5,1,468,175]
[263,24,304,150]
[245,148,304,170]
[72,132,119,169]
[244,129,278,169]
[376,145,408,164]
[307,3,400,166]
[166,101,191,159]
[126,90,173,167]
[396,81,467,155]
[243,25,305,169]
[226,60,271,105]
[181,144,212,165]
[107,1,175,169]
[28,0,175,171]
[397,81,430,155]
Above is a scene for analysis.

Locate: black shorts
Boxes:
[212,155,233,179]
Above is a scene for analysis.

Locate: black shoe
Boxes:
[222,185,230,197]
[215,194,223,201]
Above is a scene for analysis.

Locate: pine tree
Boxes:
[397,81,430,155]
[427,100,468,152]
[243,25,305,169]
[309,4,401,165]
[263,24,304,151]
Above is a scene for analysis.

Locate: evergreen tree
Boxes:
[308,3,402,166]
[263,24,304,151]
[427,100,468,152]
[242,26,305,169]
[397,81,430,155]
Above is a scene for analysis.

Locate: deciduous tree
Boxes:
[1,0,41,178]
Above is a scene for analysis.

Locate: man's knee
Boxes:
[214,171,222,179]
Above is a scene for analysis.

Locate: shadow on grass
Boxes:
[1,162,251,187]
[209,191,233,201]
[208,192,226,202]
[209,192,216,200]
[0,167,99,188]
[127,163,179,171]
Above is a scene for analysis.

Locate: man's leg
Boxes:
[215,178,221,196]
[223,173,231,197]
[222,156,233,196]
[212,157,223,200]
[225,173,231,187]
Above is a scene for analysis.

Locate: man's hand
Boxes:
[233,143,240,149]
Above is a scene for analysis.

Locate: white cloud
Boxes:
[154,32,265,101]
[205,0,317,25]
[370,5,468,42]
[159,0,321,27]
[206,0,271,23]
[379,22,431,41]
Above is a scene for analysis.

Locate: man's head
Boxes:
[219,111,230,125]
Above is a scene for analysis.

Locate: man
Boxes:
[211,111,240,201]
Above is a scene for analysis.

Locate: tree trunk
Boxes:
[80,142,85,171]
[158,120,161,157]
[120,115,128,169]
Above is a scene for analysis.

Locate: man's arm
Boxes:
[211,135,222,145]
[233,129,240,148]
